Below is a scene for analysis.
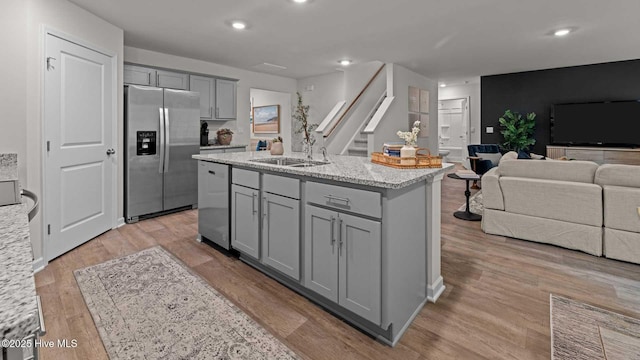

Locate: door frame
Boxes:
[438,96,471,165]
[41,27,118,263]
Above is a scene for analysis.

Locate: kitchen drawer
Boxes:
[306,181,381,218]
[224,147,246,153]
[232,168,260,189]
[263,174,299,199]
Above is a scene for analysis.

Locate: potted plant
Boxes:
[270,136,284,155]
[498,110,536,153]
[216,128,233,145]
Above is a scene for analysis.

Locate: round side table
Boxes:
[447,173,482,221]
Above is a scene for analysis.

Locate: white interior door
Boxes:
[45,33,115,261]
[438,98,469,163]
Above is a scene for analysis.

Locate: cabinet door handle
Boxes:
[216,107,219,118]
[210,106,213,117]
[208,170,215,175]
[147,72,151,85]
[263,197,268,219]
[252,193,257,215]
[324,194,350,205]
[338,218,344,256]
[330,216,336,251]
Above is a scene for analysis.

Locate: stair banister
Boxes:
[315,101,347,134]
[324,63,386,139]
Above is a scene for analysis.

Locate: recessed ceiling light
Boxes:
[293,0,308,3]
[440,83,447,88]
[231,21,246,30]
[339,59,352,66]
[554,28,571,37]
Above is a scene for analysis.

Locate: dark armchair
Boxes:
[467,144,502,188]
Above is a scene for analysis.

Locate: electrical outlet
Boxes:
[486,127,494,134]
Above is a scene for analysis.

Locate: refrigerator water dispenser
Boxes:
[137,131,157,156]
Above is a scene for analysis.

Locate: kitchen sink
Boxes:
[249,157,329,167]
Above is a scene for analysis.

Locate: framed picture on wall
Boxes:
[253,105,280,134]
[409,86,420,113]
[419,114,429,138]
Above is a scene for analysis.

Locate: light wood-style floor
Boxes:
[35,165,640,360]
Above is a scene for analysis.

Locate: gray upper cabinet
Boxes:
[124,64,156,86]
[215,79,237,119]
[305,205,339,303]
[231,184,260,259]
[262,193,300,280]
[338,212,381,325]
[156,69,189,90]
[190,75,215,119]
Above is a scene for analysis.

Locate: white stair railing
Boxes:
[340,91,388,155]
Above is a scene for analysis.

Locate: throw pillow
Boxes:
[476,152,502,165]
[530,152,546,160]
[500,151,518,163]
[517,150,532,159]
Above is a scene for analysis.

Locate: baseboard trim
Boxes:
[387,297,429,347]
[427,276,445,302]
[32,257,46,273]
[116,217,125,228]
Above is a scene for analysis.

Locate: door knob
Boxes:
[106,149,116,155]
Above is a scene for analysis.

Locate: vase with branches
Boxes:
[293,92,318,159]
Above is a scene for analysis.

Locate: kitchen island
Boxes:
[193,151,452,346]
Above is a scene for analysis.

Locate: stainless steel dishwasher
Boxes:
[197,161,231,249]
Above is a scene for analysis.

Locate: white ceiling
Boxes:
[69,0,640,81]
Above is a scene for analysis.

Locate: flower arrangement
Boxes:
[272,136,283,143]
[397,121,421,146]
[216,128,233,136]
[293,92,318,146]
[216,128,233,145]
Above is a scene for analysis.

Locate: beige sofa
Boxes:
[482,160,603,256]
[596,164,640,264]
[482,160,640,263]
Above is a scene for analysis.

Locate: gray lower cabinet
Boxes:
[262,193,300,280]
[231,184,260,259]
[304,205,381,324]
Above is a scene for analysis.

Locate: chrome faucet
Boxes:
[320,147,328,162]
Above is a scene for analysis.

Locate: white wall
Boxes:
[438,81,481,144]
[250,89,293,153]
[23,0,124,262]
[295,72,345,151]
[375,64,439,153]
[0,0,28,184]
[125,47,298,149]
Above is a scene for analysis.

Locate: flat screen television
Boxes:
[551,100,640,147]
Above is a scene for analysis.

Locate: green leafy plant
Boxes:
[498,110,536,152]
[293,92,318,146]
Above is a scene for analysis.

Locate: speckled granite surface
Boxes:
[0,153,18,182]
[193,151,453,189]
[200,144,248,150]
[0,203,38,341]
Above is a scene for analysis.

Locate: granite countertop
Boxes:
[0,154,18,182]
[0,203,38,341]
[200,144,248,150]
[193,151,453,189]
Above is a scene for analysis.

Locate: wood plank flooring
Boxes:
[35,165,640,359]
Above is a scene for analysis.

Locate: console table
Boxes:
[546,146,640,165]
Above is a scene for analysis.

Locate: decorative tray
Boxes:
[371,148,442,169]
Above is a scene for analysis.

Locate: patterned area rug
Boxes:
[74,246,299,359]
[551,294,640,360]
[457,191,483,215]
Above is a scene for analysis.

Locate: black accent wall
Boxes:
[480,59,640,154]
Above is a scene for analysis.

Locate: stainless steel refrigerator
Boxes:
[125,85,199,223]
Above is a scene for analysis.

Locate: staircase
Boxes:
[344,91,387,157]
